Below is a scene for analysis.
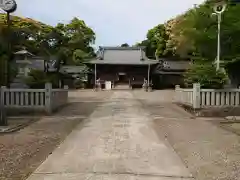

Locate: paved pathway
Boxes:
[27,91,192,180]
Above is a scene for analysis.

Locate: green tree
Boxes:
[163,1,240,61]
[53,18,96,65]
[66,18,95,50]
[0,14,96,61]
[136,1,240,87]
[73,49,90,65]
[25,69,59,89]
[184,62,227,88]
[137,24,170,59]
[0,14,96,85]
[147,24,167,57]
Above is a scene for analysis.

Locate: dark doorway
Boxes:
[118,73,128,84]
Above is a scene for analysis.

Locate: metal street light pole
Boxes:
[216,12,221,71]
[0,0,17,126]
[0,12,11,126]
[213,1,227,71]
[6,11,11,87]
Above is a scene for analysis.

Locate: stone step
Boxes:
[113,85,132,90]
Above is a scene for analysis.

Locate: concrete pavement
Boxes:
[27,91,192,180]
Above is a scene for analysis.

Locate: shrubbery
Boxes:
[25,69,59,89]
[73,79,86,89]
[184,63,227,89]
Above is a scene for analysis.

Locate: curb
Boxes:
[0,119,39,134]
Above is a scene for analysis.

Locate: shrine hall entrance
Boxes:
[118,72,129,84]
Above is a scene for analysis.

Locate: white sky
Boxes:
[12,0,205,47]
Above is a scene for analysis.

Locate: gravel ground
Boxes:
[0,90,111,180]
[133,90,240,180]
[153,119,240,180]
[220,123,240,136]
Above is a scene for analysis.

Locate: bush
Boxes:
[73,79,86,89]
[25,69,59,89]
[184,63,227,89]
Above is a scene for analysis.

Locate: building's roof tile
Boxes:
[89,46,157,65]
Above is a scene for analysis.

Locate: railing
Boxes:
[0,83,68,114]
[3,89,45,109]
[175,83,240,109]
[200,89,240,107]
[52,89,68,111]
[175,87,194,106]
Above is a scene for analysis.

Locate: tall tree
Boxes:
[136,24,169,59]
[54,18,96,64]
[146,24,169,58]
[0,14,96,86]
[136,0,240,87]
[163,1,240,61]
[73,49,90,65]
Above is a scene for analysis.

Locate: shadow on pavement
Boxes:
[55,101,102,117]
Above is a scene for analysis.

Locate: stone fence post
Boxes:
[63,85,69,104]
[45,83,53,114]
[175,85,180,102]
[193,83,201,109]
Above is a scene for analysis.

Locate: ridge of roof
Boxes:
[99,46,146,51]
[158,58,190,62]
[86,59,159,65]
[14,50,35,56]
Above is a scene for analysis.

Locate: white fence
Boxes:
[175,83,240,109]
[175,88,194,107]
[0,83,68,114]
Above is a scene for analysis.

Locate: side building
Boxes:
[153,59,190,89]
